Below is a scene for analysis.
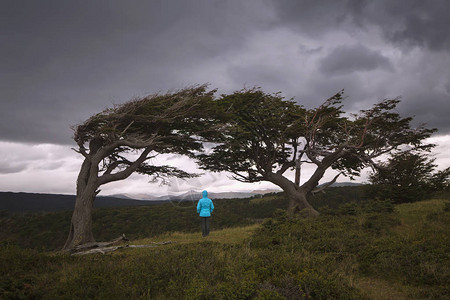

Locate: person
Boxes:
[197,190,214,237]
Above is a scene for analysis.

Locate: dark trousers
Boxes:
[201,217,210,237]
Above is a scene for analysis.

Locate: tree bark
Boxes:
[286,190,319,217]
[63,146,151,250]
[267,172,319,217]
[63,185,98,250]
[294,158,301,187]
[63,156,99,250]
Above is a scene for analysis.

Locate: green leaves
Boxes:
[73,85,219,181]
[74,85,216,150]
[198,88,305,177]
[198,87,438,211]
[368,152,450,203]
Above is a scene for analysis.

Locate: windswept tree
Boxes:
[64,86,216,250]
[198,88,436,216]
[368,151,450,203]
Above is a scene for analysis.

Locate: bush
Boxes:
[361,213,401,235]
[358,210,450,298]
[337,202,359,215]
[363,199,394,213]
[444,201,450,212]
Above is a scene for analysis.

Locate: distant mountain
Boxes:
[0,192,165,212]
[109,185,360,201]
[110,191,264,201]
[251,189,281,194]
[330,182,363,187]
[0,184,361,213]
[0,190,265,213]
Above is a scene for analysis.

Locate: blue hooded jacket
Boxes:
[197,190,214,217]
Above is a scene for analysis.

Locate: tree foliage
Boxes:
[197,88,436,215]
[74,85,217,185]
[368,151,450,203]
[64,85,217,249]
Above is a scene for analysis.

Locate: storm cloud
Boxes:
[319,44,392,76]
[1,0,272,144]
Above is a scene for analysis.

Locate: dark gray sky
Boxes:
[1,0,449,195]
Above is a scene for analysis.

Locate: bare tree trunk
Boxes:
[63,145,149,250]
[286,189,319,217]
[63,157,99,250]
[63,190,96,250]
[267,172,319,217]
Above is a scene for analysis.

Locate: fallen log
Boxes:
[72,245,126,256]
[70,234,129,253]
[71,240,176,256]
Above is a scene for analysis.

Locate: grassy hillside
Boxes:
[1,190,449,299]
[0,192,168,212]
[0,193,288,251]
[0,186,372,251]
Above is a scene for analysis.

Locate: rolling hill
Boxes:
[0,192,165,212]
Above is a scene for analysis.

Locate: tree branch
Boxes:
[98,147,152,185]
[311,173,341,194]
[277,160,295,175]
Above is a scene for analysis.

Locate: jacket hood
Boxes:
[202,190,208,197]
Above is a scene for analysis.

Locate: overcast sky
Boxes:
[1,0,449,196]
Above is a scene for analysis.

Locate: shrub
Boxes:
[444,201,450,212]
[363,199,394,213]
[361,213,401,235]
[337,202,359,215]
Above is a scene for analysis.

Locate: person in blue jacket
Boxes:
[197,190,214,237]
